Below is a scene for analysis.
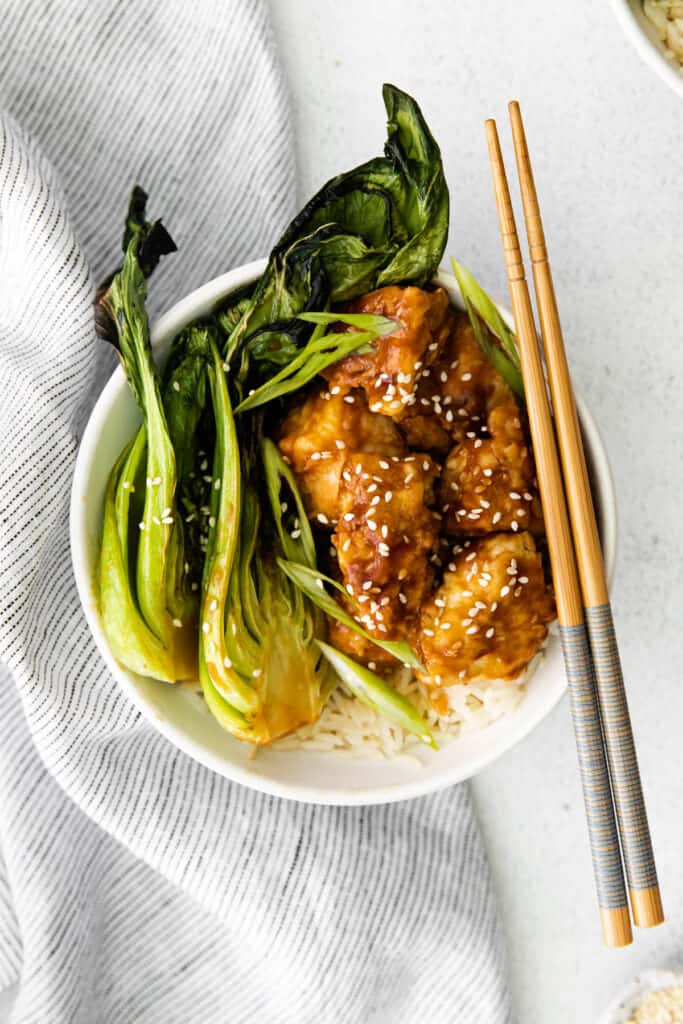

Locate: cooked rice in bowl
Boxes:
[272,647,545,760]
[643,0,683,67]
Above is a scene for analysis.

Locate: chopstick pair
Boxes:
[484,103,663,948]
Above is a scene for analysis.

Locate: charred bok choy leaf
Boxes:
[220,83,449,389]
[96,187,198,681]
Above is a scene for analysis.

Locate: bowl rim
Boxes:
[610,0,683,98]
[70,260,618,804]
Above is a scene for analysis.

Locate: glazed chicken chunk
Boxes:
[418,531,555,686]
[277,385,406,525]
[439,401,544,536]
[323,285,453,420]
[326,453,439,663]
[400,311,512,450]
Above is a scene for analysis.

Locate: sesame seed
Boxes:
[466,625,479,635]
[209,516,216,528]
[385,491,393,503]
[317,513,329,524]
[138,522,145,531]
[152,516,160,526]
[465,552,476,562]
[343,512,354,522]
[461,372,473,382]
[335,440,346,450]
[367,521,377,531]
[440,622,452,631]
[172,618,182,628]
[485,627,495,639]
[162,517,174,525]
[191,582,199,591]
[490,601,498,612]
[423,628,435,637]
[343,395,355,404]
[524,492,534,501]
[315,578,324,589]
[378,543,390,557]
[434,598,445,608]
[510,491,521,500]
[511,521,519,531]
[202,622,209,634]
[500,585,510,597]
[342,538,351,552]
[440,370,448,383]
[362,581,373,591]
[214,479,221,490]
[330,386,341,395]
[252,668,262,678]
[516,508,526,518]
[519,576,529,584]
[492,512,502,524]
[422,460,430,471]
[210,599,218,612]
[224,657,232,669]
[462,618,472,626]
[380,524,389,538]
[483,468,493,477]
[398,593,407,605]
[291,529,301,539]
[474,439,482,449]
[398,569,408,580]
[371,496,381,507]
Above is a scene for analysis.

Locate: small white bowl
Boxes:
[70,261,617,805]
[610,0,683,98]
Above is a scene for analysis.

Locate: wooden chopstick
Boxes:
[508,100,664,930]
[484,118,632,948]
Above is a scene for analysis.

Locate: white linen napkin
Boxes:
[0,1,512,1021]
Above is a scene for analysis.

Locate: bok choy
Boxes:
[96,188,197,682]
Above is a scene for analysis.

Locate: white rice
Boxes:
[272,649,544,759]
[643,1,683,67]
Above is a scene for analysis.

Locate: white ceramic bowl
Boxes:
[610,0,683,97]
[70,260,617,805]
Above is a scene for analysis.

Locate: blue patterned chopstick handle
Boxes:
[585,604,659,895]
[560,623,627,911]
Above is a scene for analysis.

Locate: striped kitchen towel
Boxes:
[0,1,512,1021]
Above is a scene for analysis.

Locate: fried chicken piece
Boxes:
[328,453,439,663]
[323,285,453,420]
[400,311,514,452]
[277,385,406,525]
[439,401,543,536]
[418,531,555,686]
